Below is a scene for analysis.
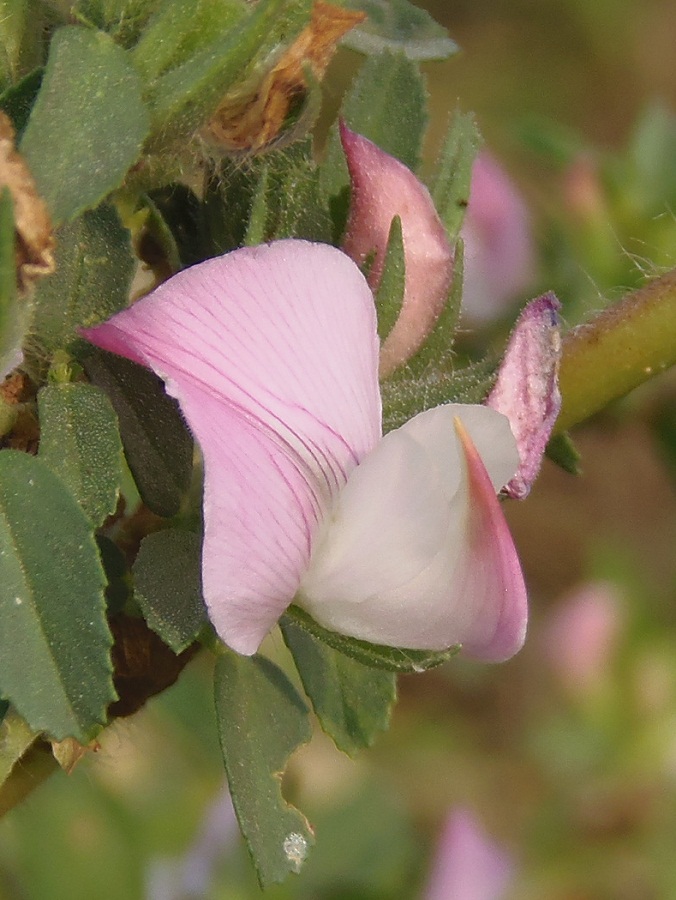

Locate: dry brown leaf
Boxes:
[0,110,55,291]
[51,737,100,775]
[204,0,365,153]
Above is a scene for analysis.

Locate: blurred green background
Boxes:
[4,1,676,897]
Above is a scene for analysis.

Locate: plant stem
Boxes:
[555,268,676,433]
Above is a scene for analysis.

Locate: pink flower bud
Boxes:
[461,152,536,324]
[487,293,561,499]
[340,123,453,377]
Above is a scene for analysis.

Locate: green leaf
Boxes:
[132,0,247,83]
[38,382,122,527]
[147,0,311,142]
[321,50,427,200]
[0,708,36,787]
[0,450,115,741]
[83,349,193,517]
[19,26,150,224]
[375,215,405,343]
[133,529,207,653]
[96,535,129,615]
[341,0,459,61]
[281,620,396,755]
[0,68,43,137]
[0,189,26,378]
[430,109,481,242]
[214,653,314,888]
[546,431,582,475]
[284,607,459,673]
[32,204,135,356]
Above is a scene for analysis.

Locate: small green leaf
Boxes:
[430,109,481,242]
[321,50,427,200]
[546,431,582,475]
[284,607,459,673]
[0,189,26,378]
[20,26,150,224]
[0,68,43,137]
[83,349,193,518]
[38,383,122,526]
[0,450,115,741]
[281,620,396,755]
[133,529,207,653]
[32,204,135,356]
[375,215,405,343]
[341,0,459,61]
[214,653,314,888]
[0,708,36,787]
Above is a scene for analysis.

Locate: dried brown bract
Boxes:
[0,111,55,292]
[204,1,366,154]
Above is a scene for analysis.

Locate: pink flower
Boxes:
[423,809,515,900]
[487,293,561,499]
[82,240,527,659]
[340,123,454,377]
[461,152,536,324]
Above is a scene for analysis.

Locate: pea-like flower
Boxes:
[82,240,527,660]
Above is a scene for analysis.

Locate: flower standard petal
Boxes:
[340,123,454,376]
[299,404,527,660]
[82,240,381,654]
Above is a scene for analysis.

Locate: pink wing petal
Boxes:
[340,123,453,377]
[82,240,381,653]
[300,404,527,660]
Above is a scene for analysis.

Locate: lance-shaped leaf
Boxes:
[0,450,115,741]
[487,293,562,499]
[340,123,454,376]
[214,653,314,888]
[281,618,396,754]
[38,382,123,527]
[19,26,149,224]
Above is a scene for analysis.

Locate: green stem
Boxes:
[555,268,676,434]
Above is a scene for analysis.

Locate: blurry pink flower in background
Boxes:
[423,808,515,900]
[487,293,562,499]
[460,152,536,324]
[340,123,454,377]
[543,581,624,696]
[83,240,527,661]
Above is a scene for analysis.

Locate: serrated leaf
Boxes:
[0,450,115,741]
[341,0,458,61]
[283,607,458,673]
[32,204,135,356]
[281,620,396,755]
[38,382,122,526]
[83,349,193,517]
[430,109,481,242]
[546,431,582,475]
[321,50,427,200]
[214,653,314,888]
[19,26,149,224]
[133,529,207,653]
[0,189,26,378]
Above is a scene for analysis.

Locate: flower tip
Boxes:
[455,415,528,662]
